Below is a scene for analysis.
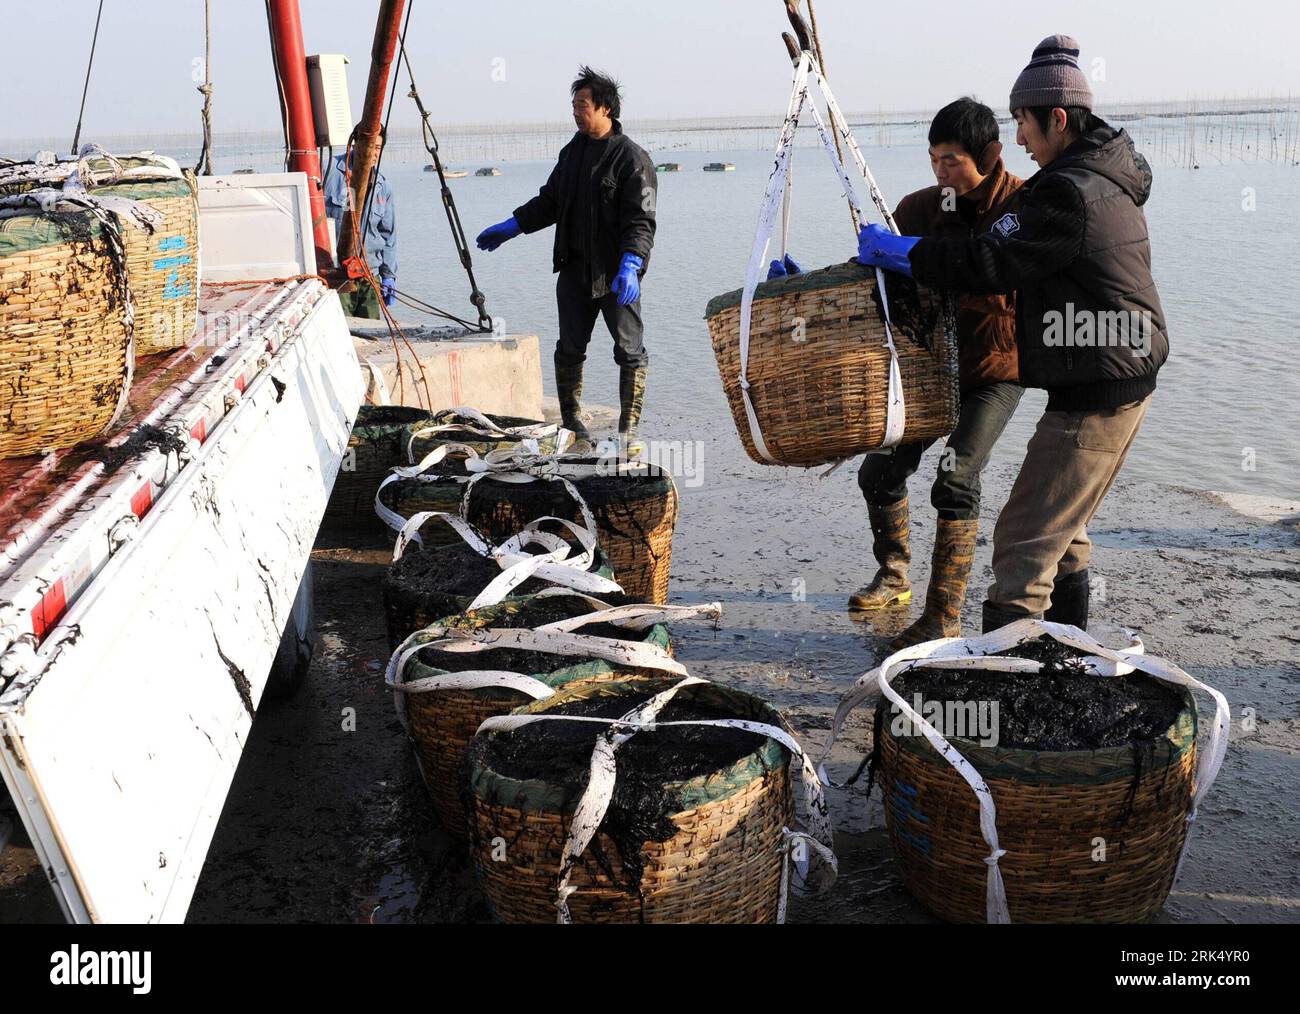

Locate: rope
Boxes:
[396,4,495,333]
[194,0,214,176]
[70,0,106,155]
[804,0,857,232]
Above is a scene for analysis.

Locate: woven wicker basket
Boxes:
[0,206,131,458]
[465,463,679,604]
[878,689,1198,923]
[92,174,199,355]
[382,541,617,651]
[396,596,672,837]
[467,677,794,923]
[705,261,960,467]
[1,154,199,356]
[324,405,434,530]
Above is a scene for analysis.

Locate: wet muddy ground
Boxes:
[3,402,1298,924]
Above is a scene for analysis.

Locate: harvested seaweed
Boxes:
[419,595,644,674]
[888,637,1185,751]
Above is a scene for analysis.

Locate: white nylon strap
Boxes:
[821,619,1229,924]
[738,52,906,461]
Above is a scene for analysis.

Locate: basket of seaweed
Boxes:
[825,620,1229,923]
[462,457,678,605]
[382,511,623,651]
[386,591,721,837]
[704,261,959,467]
[1,149,199,355]
[323,405,434,530]
[405,406,571,462]
[379,453,678,604]
[465,674,836,923]
[0,189,150,458]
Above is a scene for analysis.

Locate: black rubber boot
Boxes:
[1044,569,1090,630]
[617,364,648,458]
[554,358,592,454]
[981,601,1040,634]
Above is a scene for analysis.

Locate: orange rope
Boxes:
[341,144,435,410]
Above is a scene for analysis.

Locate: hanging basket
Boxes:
[0,201,132,458]
[324,405,434,529]
[706,262,959,467]
[387,592,691,838]
[466,676,797,923]
[823,620,1230,924]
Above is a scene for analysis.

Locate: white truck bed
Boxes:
[0,174,364,922]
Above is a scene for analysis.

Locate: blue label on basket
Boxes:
[152,254,192,271]
[158,235,188,252]
[890,778,932,856]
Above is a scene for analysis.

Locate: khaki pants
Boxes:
[987,397,1150,615]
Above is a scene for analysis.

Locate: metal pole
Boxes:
[338,0,407,273]
[267,0,331,272]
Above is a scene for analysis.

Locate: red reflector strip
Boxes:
[191,417,206,443]
[130,483,153,519]
[31,579,67,640]
[234,374,246,393]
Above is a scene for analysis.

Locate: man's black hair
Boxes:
[571,65,621,120]
[1020,105,1104,138]
[928,97,1000,160]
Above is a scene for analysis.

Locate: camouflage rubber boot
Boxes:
[617,364,648,458]
[889,518,979,650]
[555,359,593,454]
[848,498,912,610]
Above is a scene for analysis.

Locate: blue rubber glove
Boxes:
[381,277,397,307]
[475,215,522,252]
[854,224,919,277]
[766,253,802,280]
[611,252,644,306]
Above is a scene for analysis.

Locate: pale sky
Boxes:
[2,0,1297,141]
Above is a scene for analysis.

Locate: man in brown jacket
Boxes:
[848,97,1024,647]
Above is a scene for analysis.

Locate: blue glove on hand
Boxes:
[611,252,644,306]
[854,224,919,277]
[381,277,397,307]
[766,253,802,280]
[475,215,522,252]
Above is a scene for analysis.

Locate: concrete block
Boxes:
[349,321,543,420]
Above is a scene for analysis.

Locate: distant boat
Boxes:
[426,165,468,177]
[655,162,682,173]
[475,167,501,177]
[232,168,256,174]
[702,162,736,172]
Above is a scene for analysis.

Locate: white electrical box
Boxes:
[306,53,353,147]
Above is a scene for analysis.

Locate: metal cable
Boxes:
[70,0,106,155]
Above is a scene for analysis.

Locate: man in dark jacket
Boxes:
[476,66,657,455]
[855,35,1169,633]
[847,97,1025,650]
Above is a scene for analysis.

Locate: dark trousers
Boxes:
[857,381,1024,521]
[555,263,648,368]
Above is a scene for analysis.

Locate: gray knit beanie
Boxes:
[1009,35,1093,111]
